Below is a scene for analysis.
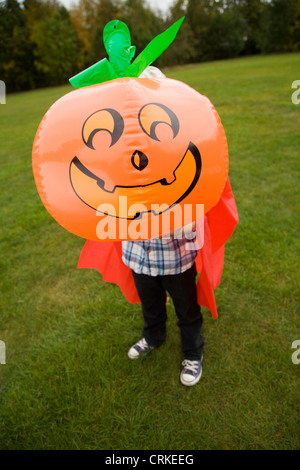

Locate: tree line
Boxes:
[1,0,299,92]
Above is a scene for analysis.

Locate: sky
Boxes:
[59,0,175,17]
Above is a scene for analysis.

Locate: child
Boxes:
[75,66,238,385]
[122,225,204,387]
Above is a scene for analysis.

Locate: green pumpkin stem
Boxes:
[127,17,185,78]
[69,17,185,88]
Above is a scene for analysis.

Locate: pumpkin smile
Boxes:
[69,142,201,219]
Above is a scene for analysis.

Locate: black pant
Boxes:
[132,264,204,360]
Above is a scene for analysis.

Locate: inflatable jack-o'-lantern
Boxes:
[32,18,228,242]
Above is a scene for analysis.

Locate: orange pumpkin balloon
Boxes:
[32,77,228,241]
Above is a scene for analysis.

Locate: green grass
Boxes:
[0,53,299,450]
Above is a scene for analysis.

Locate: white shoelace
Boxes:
[182,360,200,373]
[139,338,149,351]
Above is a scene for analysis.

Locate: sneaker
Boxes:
[180,357,203,386]
[128,338,154,360]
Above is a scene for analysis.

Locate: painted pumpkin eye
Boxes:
[138,103,179,141]
[82,108,124,149]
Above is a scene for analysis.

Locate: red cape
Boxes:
[77,177,238,318]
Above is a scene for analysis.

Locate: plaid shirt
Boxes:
[122,232,199,277]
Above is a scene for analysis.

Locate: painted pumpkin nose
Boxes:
[131,150,148,171]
